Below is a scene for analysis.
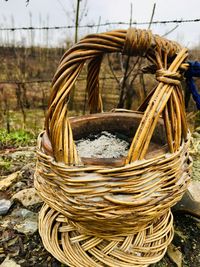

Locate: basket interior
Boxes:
[42,112,167,166]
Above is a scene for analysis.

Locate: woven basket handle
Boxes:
[45,28,188,165]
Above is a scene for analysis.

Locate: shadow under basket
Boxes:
[39,204,174,267]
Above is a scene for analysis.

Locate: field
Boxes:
[1,45,200,137]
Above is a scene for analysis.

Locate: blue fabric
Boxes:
[185,61,200,110]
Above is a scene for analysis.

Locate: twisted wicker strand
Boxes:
[126,48,188,162]
[87,55,103,113]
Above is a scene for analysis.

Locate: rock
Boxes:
[172,191,200,217]
[0,208,38,235]
[172,181,200,218]
[167,243,182,267]
[0,172,20,191]
[0,256,21,267]
[12,188,42,207]
[14,218,38,235]
[12,208,38,235]
[9,150,35,161]
[188,181,200,202]
[0,199,12,215]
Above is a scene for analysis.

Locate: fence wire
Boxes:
[0,18,200,31]
[0,18,200,86]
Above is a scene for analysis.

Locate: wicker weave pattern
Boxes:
[39,204,174,267]
[35,131,191,236]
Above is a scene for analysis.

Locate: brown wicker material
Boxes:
[35,119,191,236]
[35,27,192,265]
[39,204,174,267]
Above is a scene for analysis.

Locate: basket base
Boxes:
[39,204,174,267]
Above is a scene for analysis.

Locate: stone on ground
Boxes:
[12,188,42,207]
[0,208,38,235]
[188,181,200,202]
[0,199,12,215]
[0,256,21,267]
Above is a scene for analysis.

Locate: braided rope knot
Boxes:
[123,28,153,56]
[156,69,182,86]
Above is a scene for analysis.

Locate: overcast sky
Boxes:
[0,0,200,48]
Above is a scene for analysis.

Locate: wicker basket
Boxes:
[35,28,192,234]
[39,204,174,267]
[35,27,192,265]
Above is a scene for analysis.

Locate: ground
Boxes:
[0,130,199,267]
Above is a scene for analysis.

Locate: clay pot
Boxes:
[41,112,167,166]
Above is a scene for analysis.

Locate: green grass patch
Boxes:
[8,109,45,134]
[0,129,36,149]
